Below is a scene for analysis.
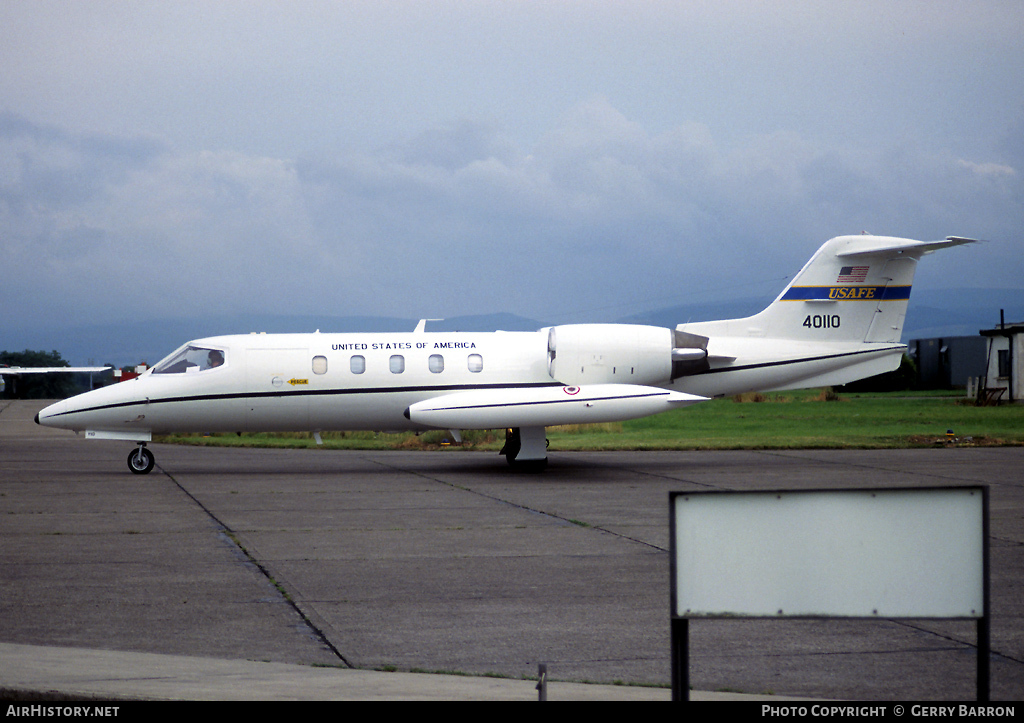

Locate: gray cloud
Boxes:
[3,97,1019,336]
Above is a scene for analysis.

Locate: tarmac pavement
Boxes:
[2,399,1022,701]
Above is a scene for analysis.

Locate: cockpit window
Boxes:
[152,345,227,374]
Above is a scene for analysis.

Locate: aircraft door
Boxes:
[245,347,311,431]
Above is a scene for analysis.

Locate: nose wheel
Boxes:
[127,444,155,475]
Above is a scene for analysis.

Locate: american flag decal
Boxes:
[837,265,869,282]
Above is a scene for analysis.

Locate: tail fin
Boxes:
[691,235,976,344]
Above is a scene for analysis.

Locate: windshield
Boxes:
[152,344,226,374]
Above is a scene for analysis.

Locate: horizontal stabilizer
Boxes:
[406,384,707,429]
[836,236,979,258]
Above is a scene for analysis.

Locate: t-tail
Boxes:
[676,235,977,393]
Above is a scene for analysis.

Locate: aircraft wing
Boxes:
[0,366,111,374]
[406,384,708,429]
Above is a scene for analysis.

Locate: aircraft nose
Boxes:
[35,399,67,428]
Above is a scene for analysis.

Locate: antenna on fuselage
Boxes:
[414,319,444,333]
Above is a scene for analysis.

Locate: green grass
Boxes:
[156,389,1024,452]
[552,389,1024,450]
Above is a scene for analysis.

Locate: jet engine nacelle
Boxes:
[547,324,709,386]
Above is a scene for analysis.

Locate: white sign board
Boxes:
[671,487,985,618]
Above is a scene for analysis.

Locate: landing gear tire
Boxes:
[127,445,155,475]
[500,427,549,472]
[500,428,521,465]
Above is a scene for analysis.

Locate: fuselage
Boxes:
[35,326,903,440]
[37,330,553,437]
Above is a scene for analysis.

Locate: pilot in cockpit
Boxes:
[207,350,224,369]
[153,345,226,374]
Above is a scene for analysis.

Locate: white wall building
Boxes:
[980,321,1024,403]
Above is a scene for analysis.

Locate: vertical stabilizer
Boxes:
[694,236,976,344]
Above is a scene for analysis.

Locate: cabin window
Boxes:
[428,354,444,373]
[468,353,483,373]
[312,356,328,375]
[350,355,366,374]
[152,345,226,374]
[390,355,405,374]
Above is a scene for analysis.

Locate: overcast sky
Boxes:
[2,0,1022,336]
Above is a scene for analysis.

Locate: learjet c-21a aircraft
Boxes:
[36,235,976,473]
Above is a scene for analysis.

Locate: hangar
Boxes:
[908,336,987,390]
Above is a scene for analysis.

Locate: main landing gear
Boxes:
[500,427,549,472]
[127,443,155,475]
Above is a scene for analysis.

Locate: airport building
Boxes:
[908,315,1024,402]
[907,336,987,390]
[980,320,1024,403]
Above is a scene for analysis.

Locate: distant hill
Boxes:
[901,289,1023,340]
[7,289,1021,367]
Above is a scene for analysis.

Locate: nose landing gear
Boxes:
[127,443,155,475]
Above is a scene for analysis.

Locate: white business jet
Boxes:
[36,235,975,474]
